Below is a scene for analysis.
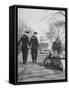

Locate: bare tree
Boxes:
[46,24,57,45]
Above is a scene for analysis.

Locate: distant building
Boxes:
[39,36,50,53]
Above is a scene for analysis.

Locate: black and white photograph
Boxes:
[17,6,67,83]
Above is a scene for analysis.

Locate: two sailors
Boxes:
[18,31,39,64]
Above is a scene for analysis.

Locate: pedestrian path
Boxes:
[18,62,65,82]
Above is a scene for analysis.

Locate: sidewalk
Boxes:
[18,53,65,82]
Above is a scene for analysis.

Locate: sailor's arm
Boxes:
[18,37,22,46]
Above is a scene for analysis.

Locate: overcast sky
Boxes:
[18,8,65,42]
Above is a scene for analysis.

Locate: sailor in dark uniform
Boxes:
[30,32,39,63]
[18,31,29,64]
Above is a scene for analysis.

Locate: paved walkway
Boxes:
[18,53,65,82]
